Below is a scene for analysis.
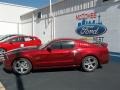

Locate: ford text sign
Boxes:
[76,24,107,37]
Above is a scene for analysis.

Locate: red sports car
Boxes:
[0,35,41,53]
[2,38,109,75]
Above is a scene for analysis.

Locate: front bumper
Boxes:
[0,53,13,71]
[3,58,13,71]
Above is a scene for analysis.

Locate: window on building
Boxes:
[37,12,42,18]
[103,0,109,2]
[83,2,89,9]
[94,0,97,7]
[79,4,83,10]
[90,0,94,7]
[87,2,90,8]
[76,5,80,11]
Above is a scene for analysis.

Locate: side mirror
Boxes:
[47,47,52,52]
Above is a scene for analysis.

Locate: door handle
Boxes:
[20,44,24,48]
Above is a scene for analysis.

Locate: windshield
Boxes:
[39,41,50,50]
[0,35,15,41]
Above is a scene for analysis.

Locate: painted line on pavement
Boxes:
[0,82,5,90]
[110,54,120,57]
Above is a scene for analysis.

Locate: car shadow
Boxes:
[4,66,103,74]
[31,68,79,74]
[31,66,103,74]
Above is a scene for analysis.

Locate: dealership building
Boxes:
[0,0,120,53]
[20,0,120,53]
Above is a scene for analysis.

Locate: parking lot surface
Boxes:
[0,55,120,90]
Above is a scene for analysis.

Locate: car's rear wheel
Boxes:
[13,58,32,75]
[82,56,98,72]
[0,48,6,53]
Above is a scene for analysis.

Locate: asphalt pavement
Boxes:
[0,55,120,90]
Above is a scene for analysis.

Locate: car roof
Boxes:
[53,38,87,42]
[10,34,33,37]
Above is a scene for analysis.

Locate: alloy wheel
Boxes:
[82,56,98,72]
[13,58,32,75]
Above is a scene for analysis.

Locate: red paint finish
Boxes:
[0,35,41,51]
[3,38,109,71]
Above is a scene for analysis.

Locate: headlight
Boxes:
[0,53,8,62]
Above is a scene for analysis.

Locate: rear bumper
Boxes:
[99,53,109,64]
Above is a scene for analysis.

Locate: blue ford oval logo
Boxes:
[76,24,107,37]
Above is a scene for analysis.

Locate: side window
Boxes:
[19,37,25,42]
[11,37,19,42]
[48,41,75,50]
[50,42,61,49]
[11,37,24,42]
[24,37,33,42]
[61,41,75,49]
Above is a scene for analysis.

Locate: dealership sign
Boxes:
[75,11,107,37]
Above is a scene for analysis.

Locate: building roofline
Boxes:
[20,0,65,16]
[0,2,37,9]
[34,0,64,12]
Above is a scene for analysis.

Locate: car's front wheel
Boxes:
[13,58,32,75]
[82,56,98,72]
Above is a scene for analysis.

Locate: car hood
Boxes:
[0,41,5,45]
[6,46,38,55]
[0,41,10,46]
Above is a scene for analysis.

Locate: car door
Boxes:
[23,36,34,47]
[23,36,41,47]
[7,37,25,50]
[36,40,75,67]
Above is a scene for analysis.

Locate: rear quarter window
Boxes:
[24,37,33,41]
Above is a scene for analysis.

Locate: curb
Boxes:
[0,82,5,90]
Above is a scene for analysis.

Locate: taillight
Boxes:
[101,43,108,47]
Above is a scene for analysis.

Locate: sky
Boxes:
[0,0,58,8]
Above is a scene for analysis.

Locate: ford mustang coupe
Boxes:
[0,35,41,53]
[3,38,109,75]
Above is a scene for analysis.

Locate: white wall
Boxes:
[20,13,33,35]
[0,2,35,35]
[21,22,33,35]
[34,18,52,43]
[0,22,18,35]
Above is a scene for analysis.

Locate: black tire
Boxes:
[82,56,98,72]
[12,58,32,75]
